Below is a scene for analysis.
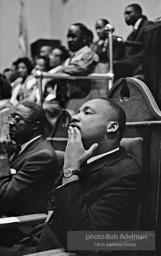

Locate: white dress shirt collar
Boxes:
[87,147,120,164]
[134,17,142,30]
[20,135,42,153]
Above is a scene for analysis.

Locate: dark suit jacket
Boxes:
[114,16,151,80]
[0,136,59,216]
[91,36,125,63]
[36,147,143,255]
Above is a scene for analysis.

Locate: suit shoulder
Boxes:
[101,153,141,181]
[29,138,56,157]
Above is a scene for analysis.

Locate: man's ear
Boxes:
[107,121,119,133]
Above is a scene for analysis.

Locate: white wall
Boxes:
[0,0,161,72]
[0,0,52,72]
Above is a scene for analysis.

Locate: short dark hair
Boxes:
[127,4,142,15]
[72,23,89,38]
[105,99,126,140]
[15,57,33,74]
[97,19,109,26]
[87,29,94,45]
[19,101,47,131]
[3,68,11,73]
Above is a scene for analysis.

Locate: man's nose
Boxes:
[8,120,14,126]
[8,117,15,125]
[68,37,72,42]
[71,113,80,122]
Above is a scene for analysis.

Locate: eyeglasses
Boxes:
[8,114,33,124]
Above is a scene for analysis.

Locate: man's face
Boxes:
[17,62,28,78]
[67,25,85,52]
[49,48,63,68]
[95,20,107,40]
[70,99,110,148]
[124,6,139,26]
[35,58,46,71]
[40,46,52,57]
[8,104,34,144]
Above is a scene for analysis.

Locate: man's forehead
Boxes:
[52,49,62,55]
[14,104,32,116]
[80,99,109,112]
[68,25,80,34]
[96,20,104,27]
[125,6,134,13]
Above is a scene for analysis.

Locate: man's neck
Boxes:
[17,133,41,145]
[84,139,120,157]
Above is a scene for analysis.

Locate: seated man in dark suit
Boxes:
[0,99,142,255]
[114,3,151,81]
[0,101,59,217]
[35,98,142,254]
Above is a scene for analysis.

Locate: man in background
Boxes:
[114,3,151,81]
[91,18,124,64]
[39,45,53,58]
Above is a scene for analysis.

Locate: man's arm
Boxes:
[0,148,58,214]
[55,127,142,231]
[63,52,98,75]
[37,127,142,250]
[62,126,98,185]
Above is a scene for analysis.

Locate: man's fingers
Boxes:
[68,126,72,138]
[67,126,74,144]
[73,127,81,141]
[84,143,98,161]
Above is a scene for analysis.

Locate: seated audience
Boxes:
[0,99,143,255]
[10,57,35,105]
[28,55,51,102]
[87,29,94,47]
[91,18,125,64]
[43,79,68,135]
[114,3,152,81]
[39,46,70,134]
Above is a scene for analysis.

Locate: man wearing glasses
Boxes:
[0,101,59,246]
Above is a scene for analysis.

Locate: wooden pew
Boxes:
[0,213,47,229]
[24,248,76,256]
[108,77,161,256]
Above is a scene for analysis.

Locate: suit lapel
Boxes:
[127,18,148,42]
[134,19,148,41]
[10,137,44,167]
